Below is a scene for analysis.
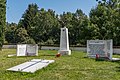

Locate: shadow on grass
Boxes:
[83,57,106,61]
[114,61,120,72]
[116,67,120,72]
[84,56,117,62]
[40,54,56,56]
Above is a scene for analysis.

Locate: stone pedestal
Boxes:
[58,27,71,55]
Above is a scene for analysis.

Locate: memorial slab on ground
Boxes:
[7,59,55,73]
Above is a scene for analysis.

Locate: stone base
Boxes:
[58,50,71,55]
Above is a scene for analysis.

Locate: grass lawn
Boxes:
[0,49,120,80]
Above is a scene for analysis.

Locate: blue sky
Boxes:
[6,0,97,23]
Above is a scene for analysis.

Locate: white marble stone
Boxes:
[7,59,55,73]
[17,44,38,56]
[26,44,38,56]
[17,44,27,56]
[58,27,71,55]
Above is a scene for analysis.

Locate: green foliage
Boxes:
[32,9,60,44]
[5,0,120,46]
[18,5,60,45]
[5,23,35,44]
[15,28,35,44]
[5,23,17,43]
[89,0,120,45]
[0,0,6,49]
[72,9,91,45]
[59,10,90,45]
[19,3,38,31]
[18,3,38,44]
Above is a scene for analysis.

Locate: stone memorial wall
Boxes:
[87,40,113,59]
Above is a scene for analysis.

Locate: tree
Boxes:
[32,8,60,44]
[90,0,120,45]
[15,28,35,44]
[18,3,39,41]
[5,23,17,43]
[59,9,90,45]
[72,9,90,45]
[5,22,35,44]
[59,12,74,44]
[0,0,6,50]
[46,9,60,44]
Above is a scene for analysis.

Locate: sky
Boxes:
[6,0,97,23]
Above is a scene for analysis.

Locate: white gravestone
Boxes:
[58,27,71,55]
[17,44,38,56]
[17,44,27,56]
[87,40,113,60]
[26,44,38,56]
[7,59,55,73]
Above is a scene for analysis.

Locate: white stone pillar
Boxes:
[58,27,71,55]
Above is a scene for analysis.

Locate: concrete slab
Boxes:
[7,59,55,73]
[111,58,120,61]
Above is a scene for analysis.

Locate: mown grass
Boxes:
[0,49,120,80]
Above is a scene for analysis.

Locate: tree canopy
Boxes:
[5,0,120,46]
[0,0,6,50]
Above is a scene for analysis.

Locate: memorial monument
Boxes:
[87,40,113,60]
[58,27,71,55]
[17,44,38,56]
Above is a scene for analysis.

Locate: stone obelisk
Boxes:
[58,27,71,55]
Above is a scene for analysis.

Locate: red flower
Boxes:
[56,53,61,57]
